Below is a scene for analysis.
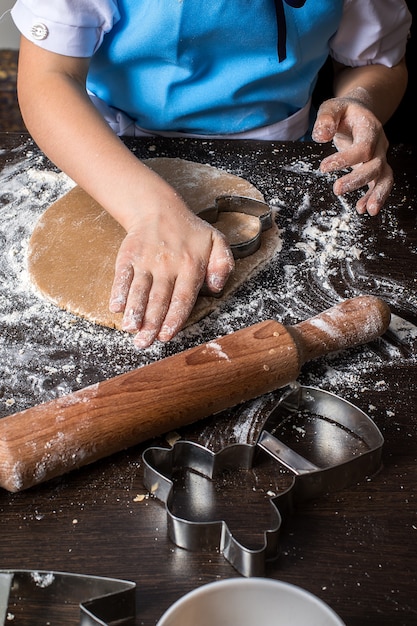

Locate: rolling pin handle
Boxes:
[290,296,391,364]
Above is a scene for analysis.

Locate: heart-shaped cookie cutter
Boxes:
[198,195,273,259]
[142,383,384,577]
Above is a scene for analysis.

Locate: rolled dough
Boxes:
[27,158,281,331]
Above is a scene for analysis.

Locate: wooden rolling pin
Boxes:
[0,295,390,492]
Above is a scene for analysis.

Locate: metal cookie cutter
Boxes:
[198,195,273,259]
[142,383,384,577]
[0,570,136,625]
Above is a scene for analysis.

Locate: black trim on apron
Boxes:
[274,0,307,62]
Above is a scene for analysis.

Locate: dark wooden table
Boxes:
[0,133,416,625]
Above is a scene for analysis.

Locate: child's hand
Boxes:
[312,96,394,216]
[109,201,234,349]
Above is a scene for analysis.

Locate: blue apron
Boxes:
[87,0,344,135]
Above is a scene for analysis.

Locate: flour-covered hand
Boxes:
[312,97,393,216]
[109,205,234,349]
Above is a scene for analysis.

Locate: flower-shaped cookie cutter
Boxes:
[142,383,384,577]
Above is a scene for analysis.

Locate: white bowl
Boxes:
[156,577,346,626]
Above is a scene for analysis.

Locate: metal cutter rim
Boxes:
[142,383,384,577]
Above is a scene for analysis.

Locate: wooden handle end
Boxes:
[292,295,391,364]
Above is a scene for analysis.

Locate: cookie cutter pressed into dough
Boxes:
[142,383,384,577]
[198,195,273,259]
[0,570,136,625]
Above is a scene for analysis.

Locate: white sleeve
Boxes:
[11,0,120,57]
[330,0,412,68]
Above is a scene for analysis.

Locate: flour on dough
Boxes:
[27,158,281,331]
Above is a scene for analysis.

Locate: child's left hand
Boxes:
[312,96,394,216]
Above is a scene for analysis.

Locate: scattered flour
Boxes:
[0,138,415,447]
[204,341,231,361]
[30,571,55,588]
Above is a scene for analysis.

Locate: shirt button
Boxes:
[31,22,49,41]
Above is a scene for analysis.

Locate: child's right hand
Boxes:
[16,38,235,347]
[108,194,235,349]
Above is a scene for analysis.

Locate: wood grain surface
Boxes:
[0,134,416,626]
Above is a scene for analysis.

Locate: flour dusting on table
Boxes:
[0,138,416,447]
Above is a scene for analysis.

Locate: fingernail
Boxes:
[109,298,124,313]
[208,274,224,292]
[367,204,379,217]
[158,324,175,342]
[134,329,157,349]
[312,128,325,141]
[122,309,139,331]
[312,126,332,142]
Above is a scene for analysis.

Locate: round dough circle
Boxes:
[27,158,281,331]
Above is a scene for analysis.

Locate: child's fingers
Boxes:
[312,100,344,143]
[134,263,204,347]
[134,233,233,348]
[204,234,235,293]
[156,276,203,344]
[109,264,134,313]
[120,270,154,333]
[110,220,234,349]
[355,174,393,216]
[132,274,177,348]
